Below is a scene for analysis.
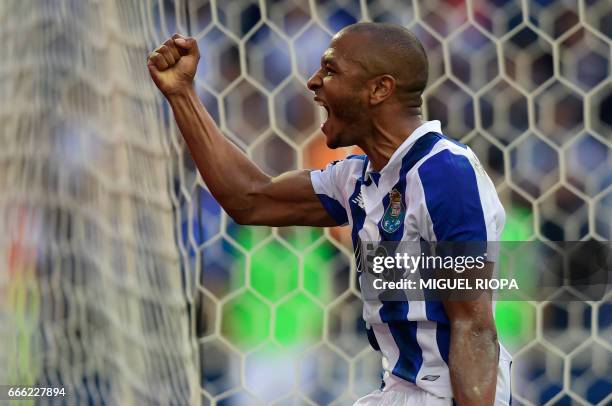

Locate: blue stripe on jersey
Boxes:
[379,301,412,323]
[418,149,487,241]
[378,132,443,241]
[388,320,423,383]
[403,132,446,173]
[360,156,369,180]
[425,300,450,324]
[424,300,450,364]
[316,194,348,225]
[370,172,381,186]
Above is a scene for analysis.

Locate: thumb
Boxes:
[174,37,196,50]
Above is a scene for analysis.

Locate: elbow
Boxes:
[446,300,498,344]
[475,324,498,345]
[452,318,498,343]
[227,209,253,226]
[227,201,263,226]
[220,180,271,226]
[233,217,250,226]
[221,189,259,226]
[451,319,499,367]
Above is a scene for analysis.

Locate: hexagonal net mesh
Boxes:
[0,0,198,403]
[1,0,610,405]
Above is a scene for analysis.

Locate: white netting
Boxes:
[0,0,610,405]
[0,0,198,404]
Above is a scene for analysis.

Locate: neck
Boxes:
[358,112,423,172]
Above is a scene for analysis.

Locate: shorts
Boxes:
[354,352,512,406]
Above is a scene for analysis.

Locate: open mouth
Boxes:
[314,97,330,133]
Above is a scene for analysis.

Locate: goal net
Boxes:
[0,0,198,403]
[1,0,610,405]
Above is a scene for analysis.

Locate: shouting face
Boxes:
[307,32,371,148]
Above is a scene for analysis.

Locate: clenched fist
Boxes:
[148,34,200,97]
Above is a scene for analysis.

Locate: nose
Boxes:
[307,70,322,91]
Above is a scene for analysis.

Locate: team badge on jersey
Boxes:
[380,189,405,234]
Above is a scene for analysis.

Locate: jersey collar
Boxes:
[363,120,442,180]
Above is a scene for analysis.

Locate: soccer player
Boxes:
[148,22,512,405]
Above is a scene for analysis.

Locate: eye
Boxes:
[325,67,335,76]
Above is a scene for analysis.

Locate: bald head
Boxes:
[334,22,429,108]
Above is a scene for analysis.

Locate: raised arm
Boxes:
[148,34,337,227]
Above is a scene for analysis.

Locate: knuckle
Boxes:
[151,54,166,66]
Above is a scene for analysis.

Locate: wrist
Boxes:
[165,83,197,102]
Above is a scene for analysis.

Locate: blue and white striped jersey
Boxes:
[310,120,508,397]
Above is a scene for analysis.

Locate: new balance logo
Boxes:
[421,375,440,381]
[352,192,365,210]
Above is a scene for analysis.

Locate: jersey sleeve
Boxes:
[310,160,350,226]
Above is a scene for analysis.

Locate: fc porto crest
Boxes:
[380,189,406,234]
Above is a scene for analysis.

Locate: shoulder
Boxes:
[413,136,478,179]
[310,154,366,195]
[410,136,489,208]
[342,154,368,170]
[405,134,472,181]
[320,154,367,178]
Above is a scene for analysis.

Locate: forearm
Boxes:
[167,86,269,218]
[448,321,498,405]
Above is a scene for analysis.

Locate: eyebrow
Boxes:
[321,55,339,69]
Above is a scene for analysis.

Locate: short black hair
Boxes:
[337,22,429,107]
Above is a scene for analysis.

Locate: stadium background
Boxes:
[0,0,610,405]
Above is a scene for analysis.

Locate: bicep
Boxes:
[242,170,341,227]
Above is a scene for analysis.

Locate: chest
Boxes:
[347,179,421,243]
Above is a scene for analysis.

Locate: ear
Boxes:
[368,74,396,106]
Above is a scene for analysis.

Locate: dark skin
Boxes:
[307,32,424,170]
[148,29,498,406]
